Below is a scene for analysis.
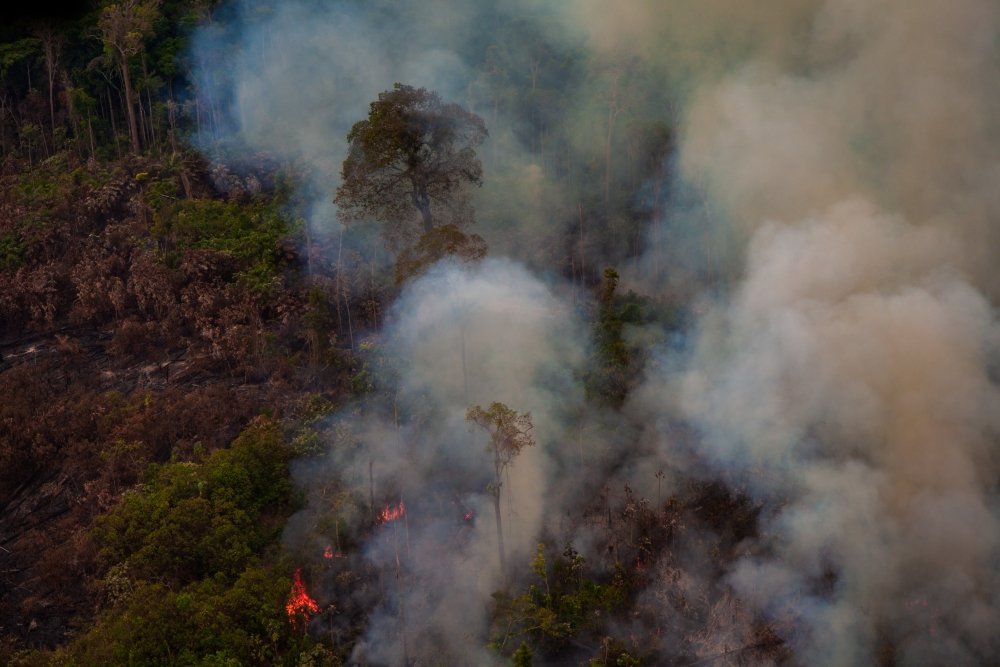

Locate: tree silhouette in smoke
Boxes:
[336,83,489,276]
[467,402,535,576]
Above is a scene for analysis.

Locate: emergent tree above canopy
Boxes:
[335,83,488,251]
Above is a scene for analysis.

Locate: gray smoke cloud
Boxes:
[622,0,1000,663]
[190,0,542,257]
[191,0,1000,663]
[190,0,700,275]
[285,258,587,664]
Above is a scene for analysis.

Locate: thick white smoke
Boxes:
[622,0,1000,663]
[286,258,587,664]
[194,0,1000,663]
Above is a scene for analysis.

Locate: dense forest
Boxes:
[2,1,999,665]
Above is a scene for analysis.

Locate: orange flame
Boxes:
[323,546,334,559]
[285,568,319,627]
[379,500,405,523]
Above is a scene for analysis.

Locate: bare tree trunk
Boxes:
[369,257,379,330]
[369,459,375,525]
[138,94,148,149]
[335,227,344,333]
[651,174,662,283]
[107,90,121,158]
[493,445,507,575]
[167,99,178,154]
[604,71,624,212]
[43,35,57,147]
[530,58,540,157]
[303,217,314,277]
[346,288,355,350]
[605,92,615,208]
[86,112,95,159]
[0,95,8,156]
[578,202,586,288]
[393,517,410,667]
[142,54,157,153]
[461,325,469,404]
[119,57,140,154]
[62,72,80,159]
[39,123,51,158]
[493,487,506,575]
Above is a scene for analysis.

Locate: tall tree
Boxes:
[335,83,488,251]
[33,23,62,149]
[98,0,160,155]
[467,402,535,575]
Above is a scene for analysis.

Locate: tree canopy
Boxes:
[335,83,488,251]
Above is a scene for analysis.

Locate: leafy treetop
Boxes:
[335,83,488,250]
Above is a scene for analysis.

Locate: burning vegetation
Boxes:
[377,501,405,524]
[286,568,320,629]
[3,0,1000,665]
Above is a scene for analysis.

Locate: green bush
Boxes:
[151,197,291,291]
[95,419,293,586]
[585,267,676,407]
[0,232,25,271]
[39,419,339,666]
[55,566,321,667]
[491,544,630,659]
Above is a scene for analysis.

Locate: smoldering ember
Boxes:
[1,1,999,665]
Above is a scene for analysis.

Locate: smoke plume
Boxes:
[285,259,587,663]
[628,0,1000,663]
[191,0,1000,663]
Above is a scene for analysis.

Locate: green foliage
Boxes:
[15,166,59,204]
[303,287,333,338]
[40,418,338,666]
[491,544,629,658]
[599,267,620,305]
[467,402,536,466]
[589,637,643,667]
[585,267,672,407]
[151,196,290,290]
[9,153,119,212]
[336,83,488,250]
[0,232,25,271]
[56,565,333,667]
[512,642,533,667]
[94,419,293,586]
[346,337,402,401]
[287,393,337,457]
[0,38,39,77]
[301,286,345,369]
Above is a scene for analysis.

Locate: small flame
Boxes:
[285,568,319,627]
[379,500,405,523]
[324,546,334,559]
[463,510,474,522]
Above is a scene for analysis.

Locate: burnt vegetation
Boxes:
[0,3,793,666]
